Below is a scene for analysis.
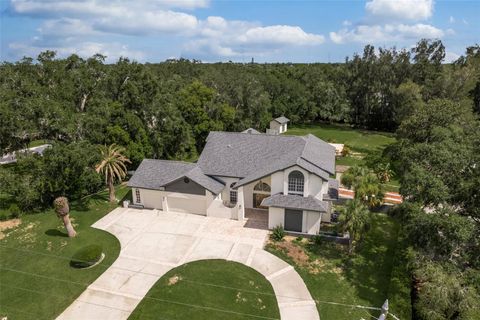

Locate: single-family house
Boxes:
[128,131,337,235]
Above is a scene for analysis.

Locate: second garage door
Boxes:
[284,209,303,232]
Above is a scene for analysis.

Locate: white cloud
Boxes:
[444,51,460,63]
[93,10,198,35]
[330,23,444,44]
[10,0,209,16]
[186,20,324,58]
[449,16,455,23]
[9,40,145,62]
[237,25,324,46]
[8,0,325,60]
[365,0,433,21]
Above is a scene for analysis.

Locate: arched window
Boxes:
[229,182,237,204]
[288,171,304,195]
[254,182,271,192]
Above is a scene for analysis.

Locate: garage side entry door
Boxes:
[284,209,303,232]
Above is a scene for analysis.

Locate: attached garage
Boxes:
[128,159,225,216]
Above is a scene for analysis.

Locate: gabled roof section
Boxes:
[128,159,224,194]
[301,134,336,175]
[197,132,335,185]
[273,116,289,124]
[241,128,261,134]
[261,194,330,212]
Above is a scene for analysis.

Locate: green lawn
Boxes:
[129,260,280,320]
[287,123,396,154]
[266,213,411,320]
[0,186,129,320]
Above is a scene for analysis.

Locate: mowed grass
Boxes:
[266,213,411,320]
[129,260,280,320]
[287,123,396,154]
[0,186,129,320]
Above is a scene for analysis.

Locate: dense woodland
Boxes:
[1,39,479,319]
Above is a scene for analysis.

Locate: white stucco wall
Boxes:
[304,210,322,234]
[215,176,239,203]
[271,171,284,194]
[309,174,325,200]
[268,207,285,229]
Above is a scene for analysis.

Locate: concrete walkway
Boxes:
[57,208,319,320]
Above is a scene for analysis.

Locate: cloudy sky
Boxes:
[1,0,478,63]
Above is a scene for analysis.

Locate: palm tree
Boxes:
[95,144,131,203]
[338,199,370,253]
[53,197,76,237]
[340,166,369,189]
[355,172,384,208]
[375,162,394,183]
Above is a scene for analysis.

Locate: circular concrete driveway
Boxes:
[57,208,320,320]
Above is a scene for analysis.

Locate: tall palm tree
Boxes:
[95,144,131,203]
[338,199,370,253]
[53,196,76,237]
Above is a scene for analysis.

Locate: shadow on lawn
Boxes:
[342,214,397,307]
[45,229,68,237]
[70,192,110,212]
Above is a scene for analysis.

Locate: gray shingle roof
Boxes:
[127,159,224,194]
[273,116,290,124]
[261,194,330,212]
[197,132,335,186]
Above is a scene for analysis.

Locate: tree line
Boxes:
[1,39,479,162]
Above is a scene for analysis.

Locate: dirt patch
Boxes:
[167,275,182,286]
[0,218,21,240]
[270,238,344,276]
[272,239,310,267]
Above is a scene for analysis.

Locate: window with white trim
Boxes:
[135,189,141,203]
[288,170,304,195]
[229,183,237,204]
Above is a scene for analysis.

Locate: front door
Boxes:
[284,209,303,232]
[253,193,269,209]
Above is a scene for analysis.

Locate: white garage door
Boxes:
[167,194,206,215]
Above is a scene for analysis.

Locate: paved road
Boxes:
[57,208,320,320]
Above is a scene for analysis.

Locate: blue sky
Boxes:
[1,0,479,63]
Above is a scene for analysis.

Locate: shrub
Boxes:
[0,213,8,221]
[312,235,322,246]
[271,225,285,241]
[8,204,21,219]
[295,236,304,242]
[341,145,351,157]
[70,245,103,269]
